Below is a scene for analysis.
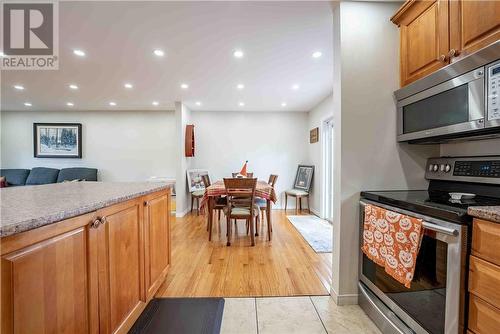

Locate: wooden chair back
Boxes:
[231,172,254,178]
[268,174,278,187]
[201,174,211,188]
[223,178,257,211]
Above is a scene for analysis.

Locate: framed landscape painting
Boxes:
[187,169,209,192]
[34,123,82,158]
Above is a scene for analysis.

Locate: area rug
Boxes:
[287,215,332,253]
[129,298,225,334]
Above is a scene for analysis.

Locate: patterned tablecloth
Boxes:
[200,180,277,212]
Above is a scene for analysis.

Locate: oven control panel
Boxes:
[426,156,500,184]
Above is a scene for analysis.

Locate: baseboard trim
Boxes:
[330,288,358,305]
[175,208,190,217]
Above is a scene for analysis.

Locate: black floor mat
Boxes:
[129,298,225,334]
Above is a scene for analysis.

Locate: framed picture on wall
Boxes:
[34,123,82,158]
[186,169,209,192]
[294,165,314,191]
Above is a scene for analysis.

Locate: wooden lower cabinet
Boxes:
[468,218,500,334]
[144,192,171,300]
[96,198,146,334]
[0,188,171,334]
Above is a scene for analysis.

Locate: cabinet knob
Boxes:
[448,49,459,58]
[439,54,447,62]
[100,217,107,225]
[91,219,101,229]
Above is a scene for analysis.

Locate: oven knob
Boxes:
[428,164,434,172]
[445,164,451,173]
[440,164,446,172]
[433,164,439,172]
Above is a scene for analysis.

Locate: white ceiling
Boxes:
[1,1,333,112]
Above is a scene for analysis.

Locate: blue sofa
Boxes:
[1,167,98,186]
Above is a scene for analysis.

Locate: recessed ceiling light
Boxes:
[24,102,32,107]
[152,101,159,106]
[153,49,165,57]
[312,51,322,58]
[292,84,300,90]
[238,102,245,107]
[109,101,116,106]
[73,49,86,57]
[233,50,244,58]
[236,84,245,90]
[281,102,287,107]
[180,83,189,89]
[124,83,133,89]
[69,84,78,90]
[14,85,24,90]
[195,101,202,106]
[66,102,74,107]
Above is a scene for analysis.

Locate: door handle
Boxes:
[422,221,458,236]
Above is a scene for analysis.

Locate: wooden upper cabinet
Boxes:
[144,191,171,300]
[96,199,146,334]
[450,0,500,60]
[1,213,99,334]
[392,0,450,86]
[392,0,500,86]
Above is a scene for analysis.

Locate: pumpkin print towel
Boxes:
[362,204,424,288]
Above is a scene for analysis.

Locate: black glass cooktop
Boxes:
[360,190,500,224]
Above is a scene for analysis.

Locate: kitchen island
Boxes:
[1,182,173,334]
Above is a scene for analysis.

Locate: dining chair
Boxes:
[223,178,259,246]
[201,174,226,231]
[256,174,278,235]
[190,189,204,215]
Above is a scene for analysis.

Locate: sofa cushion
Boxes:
[57,168,98,182]
[26,167,60,185]
[0,169,30,186]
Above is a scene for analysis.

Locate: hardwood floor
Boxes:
[156,210,332,297]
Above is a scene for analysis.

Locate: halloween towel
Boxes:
[362,204,424,288]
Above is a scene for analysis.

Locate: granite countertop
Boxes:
[468,206,500,224]
[0,181,174,237]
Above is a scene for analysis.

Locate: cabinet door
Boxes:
[450,0,500,59]
[96,199,145,334]
[144,192,171,300]
[395,0,450,86]
[1,218,99,334]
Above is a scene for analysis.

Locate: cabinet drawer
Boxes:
[469,256,500,309]
[472,219,500,267]
[469,295,500,334]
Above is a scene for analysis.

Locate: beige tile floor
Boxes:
[220,296,381,334]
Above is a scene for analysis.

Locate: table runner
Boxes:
[200,180,277,212]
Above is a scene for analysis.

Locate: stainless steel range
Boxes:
[359,156,500,334]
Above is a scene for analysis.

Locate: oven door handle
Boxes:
[422,221,458,236]
[360,200,459,237]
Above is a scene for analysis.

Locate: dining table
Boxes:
[200,180,277,242]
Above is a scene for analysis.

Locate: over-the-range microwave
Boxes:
[395,41,500,144]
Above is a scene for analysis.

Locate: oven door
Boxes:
[397,68,485,142]
[359,200,467,334]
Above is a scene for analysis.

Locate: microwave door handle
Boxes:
[422,221,458,236]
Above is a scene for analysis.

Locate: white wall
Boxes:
[441,138,500,156]
[190,110,309,208]
[307,94,334,216]
[331,1,439,304]
[0,110,176,181]
[175,102,193,216]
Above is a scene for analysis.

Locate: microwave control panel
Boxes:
[487,60,500,121]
